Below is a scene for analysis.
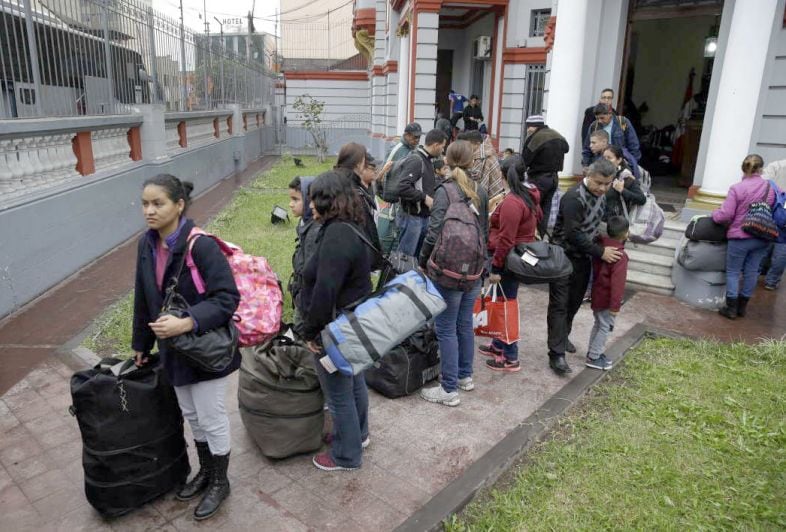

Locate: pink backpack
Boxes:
[186,228,283,347]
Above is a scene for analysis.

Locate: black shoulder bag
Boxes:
[159,235,238,373]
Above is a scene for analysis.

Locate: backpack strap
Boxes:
[183,228,237,295]
[617,115,627,132]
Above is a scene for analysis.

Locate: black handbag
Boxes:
[504,240,573,284]
[160,237,238,373]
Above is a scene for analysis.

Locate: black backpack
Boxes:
[382,152,426,203]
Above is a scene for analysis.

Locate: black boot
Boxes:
[194,452,230,521]
[549,353,573,374]
[176,441,212,501]
[737,296,750,318]
[719,297,738,320]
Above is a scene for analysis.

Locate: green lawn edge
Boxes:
[82,155,333,356]
[448,336,786,531]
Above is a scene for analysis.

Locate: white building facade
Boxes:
[351,0,786,213]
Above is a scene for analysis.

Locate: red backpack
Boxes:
[186,228,283,347]
[427,182,486,291]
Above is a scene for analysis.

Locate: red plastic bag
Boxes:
[473,284,520,344]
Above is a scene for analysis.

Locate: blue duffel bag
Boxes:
[320,270,447,376]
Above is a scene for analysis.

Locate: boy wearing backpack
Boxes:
[585,216,629,370]
[287,176,319,336]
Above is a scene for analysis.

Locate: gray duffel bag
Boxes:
[238,335,324,459]
[678,239,727,272]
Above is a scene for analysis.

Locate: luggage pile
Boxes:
[69,356,190,517]
[672,216,728,309]
[238,334,325,459]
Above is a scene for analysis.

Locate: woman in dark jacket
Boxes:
[481,162,543,372]
[302,172,373,471]
[334,142,383,268]
[132,174,240,521]
[418,140,488,407]
[602,145,646,219]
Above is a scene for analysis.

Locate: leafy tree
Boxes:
[292,95,328,162]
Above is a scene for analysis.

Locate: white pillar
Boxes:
[396,32,411,135]
[696,0,780,196]
[544,0,588,175]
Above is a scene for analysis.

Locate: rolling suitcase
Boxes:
[69,356,189,517]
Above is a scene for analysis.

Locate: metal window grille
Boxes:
[0,0,276,118]
[519,64,546,146]
[529,9,551,38]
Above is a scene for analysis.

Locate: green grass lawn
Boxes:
[449,337,786,531]
[83,155,333,356]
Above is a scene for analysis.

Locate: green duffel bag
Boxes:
[238,335,324,459]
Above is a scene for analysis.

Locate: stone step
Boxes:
[629,237,681,258]
[626,248,674,277]
[627,269,675,296]
[660,219,687,241]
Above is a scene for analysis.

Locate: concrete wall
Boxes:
[630,16,716,128]
[750,0,786,165]
[0,124,275,319]
[284,78,371,127]
[505,0,551,48]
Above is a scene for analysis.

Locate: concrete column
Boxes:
[544,0,588,177]
[136,104,169,162]
[397,32,411,134]
[687,0,780,208]
[229,104,243,136]
[411,11,439,126]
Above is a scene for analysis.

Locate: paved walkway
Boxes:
[1,158,784,529]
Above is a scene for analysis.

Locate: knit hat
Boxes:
[525,114,545,126]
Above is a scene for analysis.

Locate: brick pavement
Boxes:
[1,283,783,530]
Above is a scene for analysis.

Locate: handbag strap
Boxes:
[163,233,201,308]
[620,190,630,222]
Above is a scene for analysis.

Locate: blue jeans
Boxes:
[765,242,786,288]
[314,354,369,468]
[491,274,520,361]
[396,210,428,257]
[726,238,770,298]
[434,280,482,393]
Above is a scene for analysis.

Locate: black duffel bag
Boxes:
[685,216,727,242]
[365,324,440,398]
[70,356,189,518]
[504,240,573,284]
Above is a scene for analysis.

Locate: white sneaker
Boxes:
[361,437,370,449]
[420,385,460,407]
[457,377,475,391]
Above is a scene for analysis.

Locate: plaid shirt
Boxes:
[470,137,505,199]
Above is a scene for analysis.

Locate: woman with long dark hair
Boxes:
[418,140,489,406]
[132,174,239,520]
[334,142,383,266]
[301,171,373,471]
[602,145,645,219]
[480,160,543,372]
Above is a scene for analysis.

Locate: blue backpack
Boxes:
[771,180,786,243]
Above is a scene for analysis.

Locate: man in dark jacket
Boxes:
[462,95,483,131]
[582,103,641,166]
[548,159,622,374]
[520,114,570,236]
[396,129,448,257]
[581,88,616,144]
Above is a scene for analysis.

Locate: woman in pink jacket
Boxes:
[711,154,775,319]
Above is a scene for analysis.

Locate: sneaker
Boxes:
[312,452,358,471]
[585,354,613,371]
[457,377,475,391]
[565,339,577,353]
[478,343,502,358]
[764,284,777,291]
[420,385,460,406]
[323,433,371,449]
[485,357,521,372]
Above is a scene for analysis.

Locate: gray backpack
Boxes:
[381,153,426,203]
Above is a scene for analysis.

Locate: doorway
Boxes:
[619,1,723,193]
[436,49,454,122]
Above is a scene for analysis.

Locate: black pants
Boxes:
[450,112,463,128]
[544,253,592,356]
[529,172,558,237]
[566,254,593,337]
